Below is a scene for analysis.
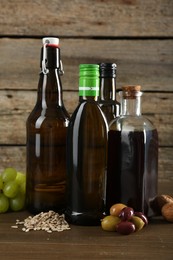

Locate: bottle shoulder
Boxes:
[99,100,120,106]
[109,115,157,132]
[69,100,108,129]
[27,106,70,128]
[70,100,104,117]
[68,100,108,146]
[28,103,69,116]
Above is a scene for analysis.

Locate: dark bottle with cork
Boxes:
[106,85,158,217]
[26,37,70,214]
[65,64,108,225]
[99,63,120,125]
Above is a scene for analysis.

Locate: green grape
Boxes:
[3,180,19,198]
[10,192,25,211]
[2,167,17,183]
[19,182,26,195]
[0,193,9,213]
[0,175,3,190]
[15,172,26,186]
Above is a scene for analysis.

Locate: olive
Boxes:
[134,212,148,226]
[130,216,145,231]
[119,207,134,221]
[110,203,127,217]
[117,221,135,235]
[101,215,121,232]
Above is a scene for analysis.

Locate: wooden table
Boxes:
[0,181,173,260]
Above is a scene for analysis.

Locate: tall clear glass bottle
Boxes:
[65,64,108,225]
[99,63,120,125]
[26,37,70,214]
[106,85,158,217]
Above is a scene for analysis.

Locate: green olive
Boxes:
[101,215,121,231]
[110,203,127,217]
[130,216,145,231]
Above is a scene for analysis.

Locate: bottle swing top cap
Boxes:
[41,37,61,73]
[42,37,59,48]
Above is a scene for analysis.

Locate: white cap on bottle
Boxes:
[42,37,59,46]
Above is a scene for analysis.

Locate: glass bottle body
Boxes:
[66,99,107,225]
[106,88,158,217]
[26,44,70,214]
[65,65,108,225]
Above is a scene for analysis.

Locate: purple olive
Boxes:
[134,212,148,226]
[117,221,135,235]
[119,207,134,221]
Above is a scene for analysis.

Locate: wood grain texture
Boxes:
[0,0,173,37]
[0,90,173,145]
[0,180,173,260]
[0,1,172,182]
[0,38,173,91]
[0,146,172,181]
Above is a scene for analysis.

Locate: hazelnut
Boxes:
[150,194,173,215]
[161,202,173,222]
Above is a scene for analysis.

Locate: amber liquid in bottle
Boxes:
[26,38,70,214]
[65,64,108,225]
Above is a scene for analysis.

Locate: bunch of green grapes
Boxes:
[0,167,26,213]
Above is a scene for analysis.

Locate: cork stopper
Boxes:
[122,85,142,98]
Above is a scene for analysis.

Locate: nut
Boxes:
[161,202,173,222]
[150,194,173,215]
[157,195,173,208]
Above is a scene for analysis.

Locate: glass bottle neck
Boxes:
[36,44,64,108]
[79,96,99,102]
[37,68,63,108]
[100,77,116,101]
[121,94,142,116]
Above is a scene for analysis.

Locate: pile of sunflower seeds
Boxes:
[11,210,70,233]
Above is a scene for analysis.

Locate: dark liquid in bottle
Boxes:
[99,101,119,125]
[106,129,158,217]
[65,101,107,225]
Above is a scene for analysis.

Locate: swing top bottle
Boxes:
[26,37,70,214]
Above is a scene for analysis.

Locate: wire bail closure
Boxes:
[42,41,49,75]
[59,60,64,75]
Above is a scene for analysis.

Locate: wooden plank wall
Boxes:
[0,0,173,182]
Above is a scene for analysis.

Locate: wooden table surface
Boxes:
[0,181,173,260]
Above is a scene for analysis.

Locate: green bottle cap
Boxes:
[79,64,100,96]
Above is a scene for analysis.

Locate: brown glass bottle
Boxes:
[65,64,108,225]
[106,86,158,217]
[26,37,70,214]
[99,63,120,125]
